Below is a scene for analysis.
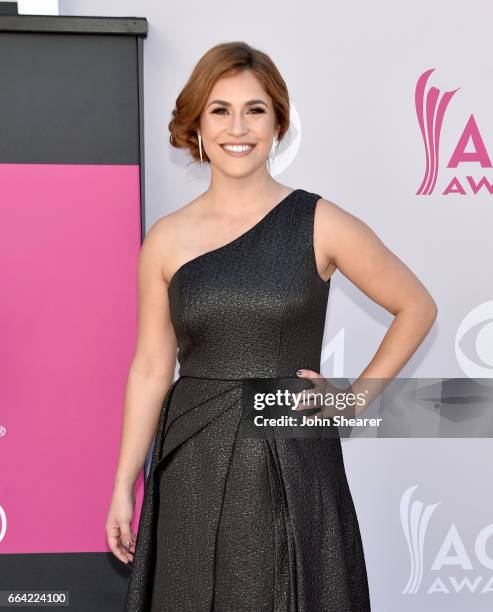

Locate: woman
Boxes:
[106,41,437,611]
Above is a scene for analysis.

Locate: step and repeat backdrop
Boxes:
[2,1,493,610]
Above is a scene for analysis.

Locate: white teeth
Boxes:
[222,144,253,153]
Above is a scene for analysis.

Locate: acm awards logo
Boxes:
[401,485,493,596]
[416,68,493,196]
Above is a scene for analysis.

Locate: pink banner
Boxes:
[0,163,144,553]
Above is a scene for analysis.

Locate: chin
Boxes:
[214,160,265,178]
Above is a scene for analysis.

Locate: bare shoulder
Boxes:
[141,196,204,282]
[314,196,383,262]
[314,196,366,231]
[146,199,196,244]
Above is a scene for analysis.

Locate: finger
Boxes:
[304,372,326,395]
[125,533,137,554]
[296,369,326,395]
[116,546,132,564]
[312,376,326,393]
[118,539,135,563]
[107,521,136,563]
[298,368,322,378]
[120,528,135,552]
[108,534,131,564]
[293,369,314,408]
[295,377,326,411]
[120,546,134,562]
[291,390,310,410]
[293,393,319,411]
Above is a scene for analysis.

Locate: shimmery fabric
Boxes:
[124,189,371,611]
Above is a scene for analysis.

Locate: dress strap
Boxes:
[294,190,329,287]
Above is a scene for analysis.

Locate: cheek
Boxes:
[254,118,277,137]
[201,116,223,135]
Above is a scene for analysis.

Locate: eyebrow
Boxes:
[206,99,268,108]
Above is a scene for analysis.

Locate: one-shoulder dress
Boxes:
[124,188,371,611]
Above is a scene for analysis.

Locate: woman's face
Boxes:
[199,70,280,177]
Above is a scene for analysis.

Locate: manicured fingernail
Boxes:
[296,369,303,375]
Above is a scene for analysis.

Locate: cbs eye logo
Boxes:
[455,301,493,384]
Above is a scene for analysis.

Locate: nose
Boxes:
[227,109,249,136]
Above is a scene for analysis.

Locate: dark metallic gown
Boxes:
[124,189,371,611]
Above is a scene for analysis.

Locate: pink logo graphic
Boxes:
[415,68,460,195]
[416,69,493,196]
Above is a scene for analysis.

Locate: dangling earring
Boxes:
[267,137,278,174]
[198,131,203,164]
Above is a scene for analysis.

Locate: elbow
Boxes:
[130,358,174,383]
[428,298,438,320]
[397,298,438,324]
[420,298,438,327]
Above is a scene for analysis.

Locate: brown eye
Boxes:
[211,107,265,115]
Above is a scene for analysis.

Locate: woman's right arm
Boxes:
[106,218,177,564]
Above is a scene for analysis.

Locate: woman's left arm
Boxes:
[298,198,438,415]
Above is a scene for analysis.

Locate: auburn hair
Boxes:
[168,41,290,163]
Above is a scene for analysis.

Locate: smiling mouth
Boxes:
[220,143,256,156]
